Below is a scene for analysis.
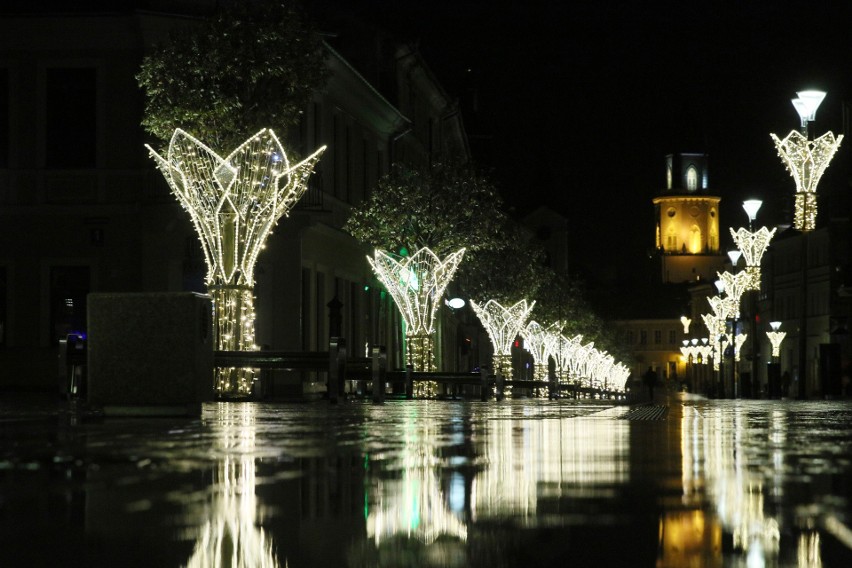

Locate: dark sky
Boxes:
[351,1,852,283]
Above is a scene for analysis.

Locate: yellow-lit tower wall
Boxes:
[653,153,727,283]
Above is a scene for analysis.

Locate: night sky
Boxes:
[349,1,852,284]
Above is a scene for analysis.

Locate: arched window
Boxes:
[686,166,698,191]
[666,228,677,251]
[690,224,702,253]
[666,166,672,189]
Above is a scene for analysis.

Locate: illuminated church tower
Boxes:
[652,153,726,283]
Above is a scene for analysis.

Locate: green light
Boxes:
[363,285,370,292]
[399,246,409,257]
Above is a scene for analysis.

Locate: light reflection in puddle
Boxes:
[185,403,279,568]
[2,398,852,566]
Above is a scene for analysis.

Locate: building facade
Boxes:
[653,153,727,284]
[0,4,473,392]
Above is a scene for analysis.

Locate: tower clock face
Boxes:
[690,206,700,217]
[667,207,676,218]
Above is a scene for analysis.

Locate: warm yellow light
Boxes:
[369,247,465,395]
[770,130,843,231]
[730,227,776,290]
[148,129,325,397]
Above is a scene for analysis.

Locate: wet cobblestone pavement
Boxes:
[1,394,851,567]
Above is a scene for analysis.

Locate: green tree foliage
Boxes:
[345,161,507,259]
[137,0,329,152]
[535,272,633,367]
[456,219,547,304]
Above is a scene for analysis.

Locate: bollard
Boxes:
[405,365,414,399]
[480,366,490,401]
[548,358,557,400]
[372,346,387,404]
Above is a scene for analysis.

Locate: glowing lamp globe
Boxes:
[742,199,762,222]
[727,250,742,266]
[795,90,826,122]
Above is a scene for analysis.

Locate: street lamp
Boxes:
[742,199,763,229]
[772,90,843,399]
[771,91,843,232]
[766,321,786,359]
[727,249,742,267]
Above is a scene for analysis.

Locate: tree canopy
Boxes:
[344,161,507,259]
[137,0,328,152]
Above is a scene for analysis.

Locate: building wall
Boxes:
[613,318,686,383]
[0,8,471,390]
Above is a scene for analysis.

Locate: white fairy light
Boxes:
[717,270,750,313]
[770,130,843,231]
[522,320,561,397]
[369,247,465,395]
[471,299,535,381]
[730,227,777,290]
[734,333,747,362]
[147,128,326,397]
[766,331,787,358]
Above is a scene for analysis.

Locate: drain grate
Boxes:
[620,405,668,421]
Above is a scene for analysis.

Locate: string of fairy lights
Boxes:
[368,247,465,397]
[770,130,843,232]
[148,128,325,396]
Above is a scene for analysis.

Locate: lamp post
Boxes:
[766,321,786,398]
[771,90,843,398]
[730,199,776,397]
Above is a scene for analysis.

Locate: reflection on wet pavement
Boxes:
[1,396,851,566]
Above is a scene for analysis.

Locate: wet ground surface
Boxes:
[1,393,851,567]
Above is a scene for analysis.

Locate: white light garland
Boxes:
[148,129,325,396]
[734,333,747,362]
[766,331,787,358]
[770,130,843,231]
[470,299,534,378]
[730,227,776,290]
[369,247,465,395]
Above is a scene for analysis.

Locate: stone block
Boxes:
[87,292,214,415]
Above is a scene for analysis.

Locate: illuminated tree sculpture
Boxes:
[470,299,535,382]
[730,227,776,290]
[766,329,787,358]
[522,320,560,397]
[702,313,726,371]
[770,130,843,231]
[368,247,466,395]
[148,128,326,396]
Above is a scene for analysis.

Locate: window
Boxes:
[0,69,8,168]
[669,330,676,344]
[686,165,698,191]
[45,68,97,168]
[654,330,662,344]
[640,330,647,345]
